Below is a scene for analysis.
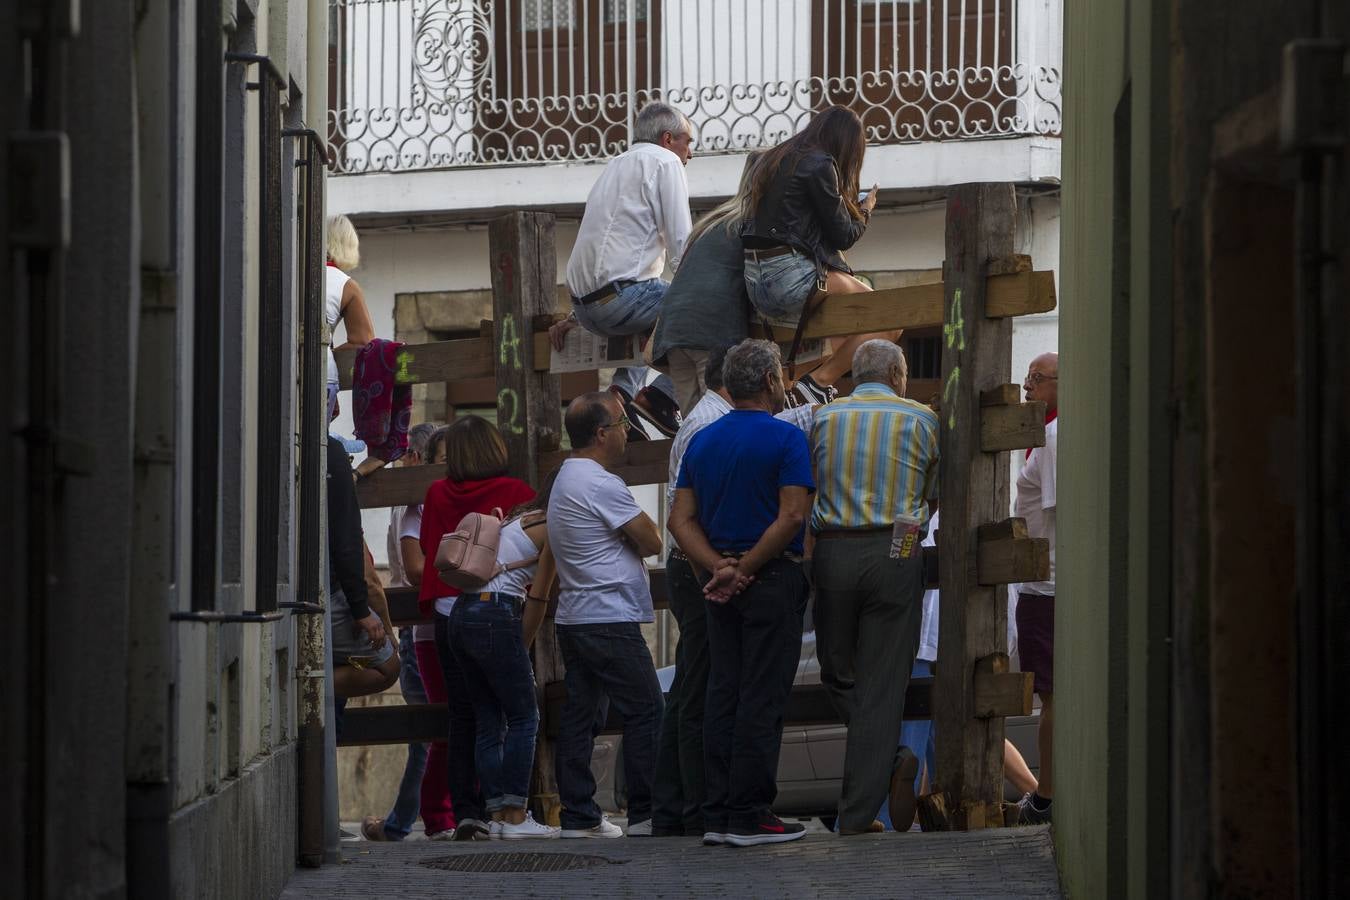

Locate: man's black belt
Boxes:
[572,279,637,306]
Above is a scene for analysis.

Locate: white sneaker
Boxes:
[559,814,624,839]
[498,813,561,841]
[625,819,652,837]
[488,820,503,840]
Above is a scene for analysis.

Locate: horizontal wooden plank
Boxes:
[337,333,571,388]
[979,383,1023,407]
[354,441,674,510]
[771,270,1057,342]
[539,439,673,487]
[977,536,1050,585]
[973,671,1035,718]
[335,336,495,389]
[355,464,442,509]
[447,370,599,406]
[980,401,1047,453]
[338,702,446,747]
[973,654,1033,718]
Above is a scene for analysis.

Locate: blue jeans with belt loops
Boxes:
[448,593,539,812]
[573,278,676,405]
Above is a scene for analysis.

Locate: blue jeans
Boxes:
[383,629,429,839]
[743,251,819,325]
[888,659,937,829]
[449,594,540,812]
[573,278,676,404]
[554,622,664,829]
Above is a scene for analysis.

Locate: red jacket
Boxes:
[417,475,536,615]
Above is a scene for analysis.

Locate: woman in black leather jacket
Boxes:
[739,106,901,405]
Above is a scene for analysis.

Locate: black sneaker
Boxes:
[724,813,807,847]
[790,374,836,407]
[701,819,728,846]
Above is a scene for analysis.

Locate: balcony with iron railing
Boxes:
[328,0,1062,216]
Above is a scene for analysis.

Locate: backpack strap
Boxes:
[785,287,828,369]
[499,555,540,574]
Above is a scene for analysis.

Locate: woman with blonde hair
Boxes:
[325,214,376,419]
[740,106,900,406]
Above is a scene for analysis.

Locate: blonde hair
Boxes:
[686,151,760,248]
[326,214,361,271]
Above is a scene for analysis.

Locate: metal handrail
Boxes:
[170,610,288,624]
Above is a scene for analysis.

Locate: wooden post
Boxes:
[489,211,562,478]
[933,183,1018,829]
[488,211,566,826]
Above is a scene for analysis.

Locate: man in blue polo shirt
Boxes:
[669,338,814,847]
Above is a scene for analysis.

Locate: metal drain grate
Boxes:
[420,852,620,874]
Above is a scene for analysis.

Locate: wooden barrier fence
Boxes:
[338,184,1053,830]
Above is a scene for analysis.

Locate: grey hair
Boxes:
[633,102,692,146]
[722,339,782,401]
[407,421,441,458]
[851,339,906,385]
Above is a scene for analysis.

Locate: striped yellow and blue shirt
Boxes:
[810,383,940,531]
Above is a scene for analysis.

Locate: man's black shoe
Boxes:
[632,385,682,437]
[650,823,687,838]
[606,385,650,442]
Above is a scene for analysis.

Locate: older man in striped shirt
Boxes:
[810,339,939,835]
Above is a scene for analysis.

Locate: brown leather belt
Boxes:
[814,527,891,540]
[744,245,798,261]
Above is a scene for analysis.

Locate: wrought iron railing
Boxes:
[328,0,1062,175]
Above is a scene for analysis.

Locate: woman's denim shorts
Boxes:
[744,251,821,325]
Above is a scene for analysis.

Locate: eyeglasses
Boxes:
[1025,372,1058,385]
[601,414,631,432]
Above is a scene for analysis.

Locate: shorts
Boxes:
[330,585,395,668]
[744,251,820,325]
[1015,592,1055,694]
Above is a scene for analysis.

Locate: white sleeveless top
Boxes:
[324,266,350,385]
[481,518,542,598]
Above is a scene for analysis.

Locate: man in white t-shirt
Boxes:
[1013,351,1058,824]
[548,392,665,839]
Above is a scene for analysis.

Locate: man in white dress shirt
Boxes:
[553,102,695,439]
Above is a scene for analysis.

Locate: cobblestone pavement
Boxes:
[281,826,1060,899]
